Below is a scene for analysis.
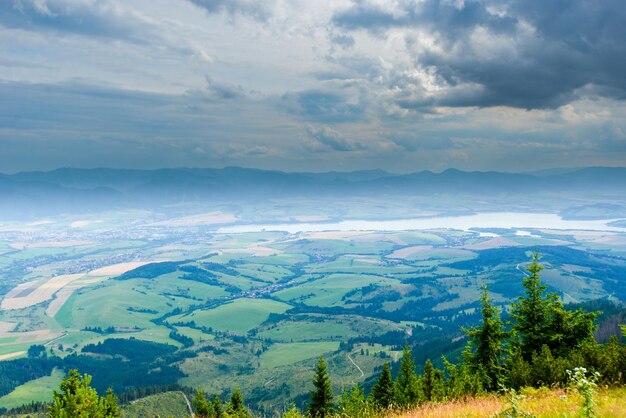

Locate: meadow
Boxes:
[1,211,625,413]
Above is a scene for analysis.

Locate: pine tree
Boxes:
[511,253,597,362]
[227,388,249,418]
[49,369,120,418]
[102,389,120,418]
[422,359,435,402]
[308,356,334,418]
[510,253,551,361]
[338,385,371,418]
[370,362,394,409]
[193,387,214,418]
[463,286,506,391]
[394,343,420,407]
[213,395,223,418]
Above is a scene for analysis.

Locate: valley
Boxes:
[1,208,625,413]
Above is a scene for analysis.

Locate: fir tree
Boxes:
[227,388,249,418]
[193,387,214,418]
[511,253,597,361]
[49,369,120,418]
[463,286,507,391]
[338,385,371,418]
[308,357,334,418]
[422,359,435,402]
[510,253,551,361]
[213,395,223,418]
[394,343,420,407]
[370,362,394,409]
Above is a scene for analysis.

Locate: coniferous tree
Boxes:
[510,253,597,361]
[370,362,394,409]
[193,387,214,418]
[213,395,223,418]
[102,389,120,418]
[463,286,506,391]
[394,343,420,407]
[338,385,371,418]
[422,359,435,402]
[510,253,552,361]
[49,369,120,418]
[308,357,334,418]
[227,388,249,418]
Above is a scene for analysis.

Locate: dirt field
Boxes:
[9,240,93,250]
[85,261,157,277]
[462,237,522,250]
[387,245,434,259]
[148,212,238,227]
[1,274,84,310]
[0,351,26,360]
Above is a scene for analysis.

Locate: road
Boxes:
[347,353,364,384]
[180,391,195,418]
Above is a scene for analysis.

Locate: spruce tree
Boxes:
[463,286,506,391]
[370,362,394,409]
[511,253,596,361]
[102,389,120,418]
[49,369,120,418]
[394,343,420,407]
[308,356,334,418]
[213,395,223,418]
[422,359,435,402]
[227,388,249,418]
[338,385,370,418]
[193,387,214,418]
[510,253,551,360]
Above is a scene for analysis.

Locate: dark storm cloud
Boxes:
[333,0,515,36]
[186,0,273,21]
[333,0,626,110]
[0,0,146,41]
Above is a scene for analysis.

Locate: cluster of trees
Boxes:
[193,387,250,418]
[49,370,120,418]
[25,254,626,417]
[282,254,626,417]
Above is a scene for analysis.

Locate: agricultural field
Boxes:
[1,209,626,413]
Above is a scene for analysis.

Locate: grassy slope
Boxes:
[395,387,626,418]
[122,391,190,418]
[0,369,64,409]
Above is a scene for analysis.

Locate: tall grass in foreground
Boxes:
[394,386,626,418]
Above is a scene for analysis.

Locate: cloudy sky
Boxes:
[1,0,625,173]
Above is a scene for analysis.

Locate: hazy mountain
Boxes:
[1,167,626,219]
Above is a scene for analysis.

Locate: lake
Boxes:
[217,212,626,234]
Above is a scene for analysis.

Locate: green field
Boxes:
[168,298,291,333]
[258,320,353,342]
[0,368,64,409]
[273,274,400,307]
[1,220,626,413]
[122,391,190,418]
[260,342,340,368]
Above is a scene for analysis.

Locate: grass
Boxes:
[54,276,227,329]
[394,386,626,418]
[169,298,291,333]
[273,274,400,307]
[0,368,64,409]
[260,342,340,368]
[258,320,354,342]
[122,391,190,418]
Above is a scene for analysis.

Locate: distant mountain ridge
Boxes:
[1,166,625,219]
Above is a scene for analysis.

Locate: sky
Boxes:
[1,0,625,173]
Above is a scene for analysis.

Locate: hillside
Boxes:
[396,387,626,418]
